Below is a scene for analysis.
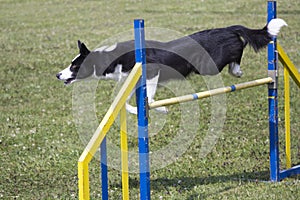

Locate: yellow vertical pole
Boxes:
[278,43,300,88]
[284,66,291,169]
[120,105,129,200]
[78,160,90,200]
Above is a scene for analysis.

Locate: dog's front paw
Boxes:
[126,103,138,115]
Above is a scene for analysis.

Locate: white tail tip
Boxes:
[267,18,288,36]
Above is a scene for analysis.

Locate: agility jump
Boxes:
[149,77,273,109]
[78,1,300,199]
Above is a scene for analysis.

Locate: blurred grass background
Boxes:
[0,0,299,199]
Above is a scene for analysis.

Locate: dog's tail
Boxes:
[267,18,288,36]
[235,18,287,52]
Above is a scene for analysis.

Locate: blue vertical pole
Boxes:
[101,137,109,199]
[267,0,280,182]
[134,19,151,200]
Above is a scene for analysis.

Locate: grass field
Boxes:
[1,0,299,199]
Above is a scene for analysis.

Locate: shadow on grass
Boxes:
[110,170,270,198]
[152,170,269,188]
[150,171,270,199]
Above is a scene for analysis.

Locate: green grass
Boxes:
[1,0,299,199]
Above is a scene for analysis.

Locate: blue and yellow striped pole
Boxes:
[134,19,151,200]
[267,0,280,182]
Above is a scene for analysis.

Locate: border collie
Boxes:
[57,18,287,114]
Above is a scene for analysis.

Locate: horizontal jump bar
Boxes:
[149,77,273,109]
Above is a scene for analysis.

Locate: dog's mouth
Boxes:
[64,78,76,85]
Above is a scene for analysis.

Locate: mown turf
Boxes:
[0,0,299,199]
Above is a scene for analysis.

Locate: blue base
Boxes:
[280,165,300,180]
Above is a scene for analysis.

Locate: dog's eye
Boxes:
[70,65,79,72]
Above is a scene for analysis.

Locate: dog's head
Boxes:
[56,40,90,84]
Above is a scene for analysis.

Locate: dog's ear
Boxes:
[77,40,90,55]
[77,40,82,50]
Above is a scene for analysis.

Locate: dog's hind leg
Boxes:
[228,62,243,78]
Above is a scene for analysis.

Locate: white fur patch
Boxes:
[92,65,98,78]
[94,45,108,52]
[105,64,128,81]
[267,18,288,36]
[71,54,80,62]
[58,65,73,79]
[104,44,117,52]
[94,44,117,52]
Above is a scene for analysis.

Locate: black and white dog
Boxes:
[57,18,287,114]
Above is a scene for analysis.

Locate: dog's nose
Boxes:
[56,73,61,79]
